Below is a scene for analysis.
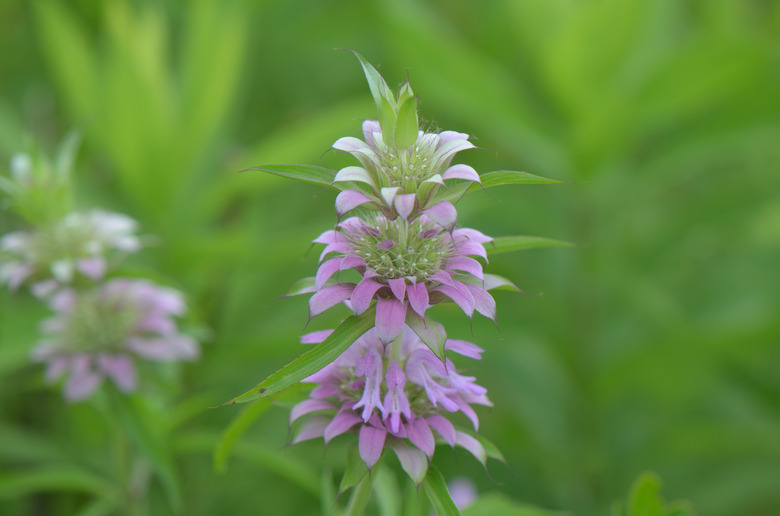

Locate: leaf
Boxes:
[284,276,317,297]
[434,170,569,205]
[487,236,575,255]
[627,472,664,516]
[109,392,182,512]
[242,164,338,188]
[422,466,461,516]
[213,398,272,474]
[339,444,369,494]
[405,312,448,361]
[224,307,376,404]
[0,466,118,499]
[395,95,419,149]
[461,494,565,516]
[372,465,401,516]
[349,50,397,112]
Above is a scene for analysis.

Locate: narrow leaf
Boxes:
[0,467,118,499]
[349,50,397,111]
[339,444,369,494]
[395,96,419,149]
[284,277,317,297]
[213,398,272,473]
[242,164,338,188]
[224,307,376,404]
[487,236,574,255]
[433,170,569,205]
[422,466,461,516]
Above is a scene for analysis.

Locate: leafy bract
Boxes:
[435,170,568,205]
[242,164,338,189]
[223,307,376,404]
[487,236,575,255]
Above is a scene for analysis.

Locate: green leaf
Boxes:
[462,494,564,516]
[380,95,398,148]
[109,392,182,512]
[0,466,118,500]
[627,472,664,516]
[213,398,272,474]
[422,466,461,516]
[405,312,447,361]
[434,170,569,205]
[395,95,418,149]
[284,276,317,297]
[224,307,376,404]
[339,444,369,494]
[349,50,397,112]
[242,164,338,188]
[487,236,575,255]
[372,465,401,516]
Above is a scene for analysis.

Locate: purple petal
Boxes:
[362,119,382,146]
[394,193,416,220]
[378,239,395,250]
[434,284,475,318]
[309,284,355,318]
[442,164,481,183]
[334,166,377,189]
[426,415,456,446]
[455,431,487,466]
[359,424,387,469]
[350,277,384,314]
[406,282,429,317]
[76,256,107,280]
[375,298,407,344]
[380,187,401,207]
[445,256,483,279]
[453,227,492,244]
[407,418,435,458]
[324,411,363,443]
[340,254,366,271]
[126,336,199,361]
[335,190,375,218]
[300,329,334,344]
[315,258,343,290]
[289,399,335,424]
[388,278,406,302]
[318,242,352,262]
[463,283,496,321]
[456,240,488,261]
[97,354,137,392]
[63,355,102,402]
[424,201,457,231]
[390,441,429,485]
[429,270,454,287]
[292,415,330,444]
[437,130,470,146]
[333,137,379,161]
[448,479,478,510]
[445,339,484,360]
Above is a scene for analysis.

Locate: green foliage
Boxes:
[612,472,696,516]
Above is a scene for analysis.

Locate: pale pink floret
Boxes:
[31,278,198,402]
[290,327,491,471]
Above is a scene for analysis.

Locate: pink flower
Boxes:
[0,209,141,296]
[289,327,491,472]
[309,215,495,344]
[31,278,198,402]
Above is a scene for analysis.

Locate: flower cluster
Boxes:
[291,327,491,480]
[1,145,197,402]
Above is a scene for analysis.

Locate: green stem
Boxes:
[345,473,373,516]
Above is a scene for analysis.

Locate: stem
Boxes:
[345,473,373,516]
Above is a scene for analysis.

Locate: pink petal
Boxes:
[63,355,102,402]
[455,431,487,466]
[456,240,488,261]
[350,277,384,314]
[453,228,492,244]
[445,256,483,279]
[426,415,456,446]
[76,257,107,280]
[445,339,484,360]
[375,298,407,344]
[380,187,401,206]
[429,270,454,287]
[300,329,334,344]
[442,164,481,183]
[289,399,335,424]
[318,242,352,262]
[335,190,375,218]
[359,424,387,469]
[393,194,417,220]
[425,201,457,231]
[334,166,377,189]
[309,283,355,318]
[434,284,475,318]
[292,415,330,444]
[463,283,496,321]
[406,282,429,317]
[340,254,366,271]
[97,354,137,392]
[406,418,435,458]
[324,411,363,443]
[388,278,406,302]
[315,258,343,290]
[390,441,429,485]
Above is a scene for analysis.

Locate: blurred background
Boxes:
[1,0,779,514]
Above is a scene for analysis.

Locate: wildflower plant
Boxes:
[220,53,572,512]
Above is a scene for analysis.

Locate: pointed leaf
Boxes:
[339,444,369,494]
[349,50,397,111]
[405,312,447,361]
[242,164,338,188]
[224,307,376,404]
[284,277,317,297]
[422,466,461,516]
[487,236,575,255]
[433,170,569,205]
[395,95,419,149]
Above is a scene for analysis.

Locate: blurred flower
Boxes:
[32,278,198,401]
[309,215,495,344]
[447,478,477,510]
[0,209,141,296]
[290,327,491,474]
